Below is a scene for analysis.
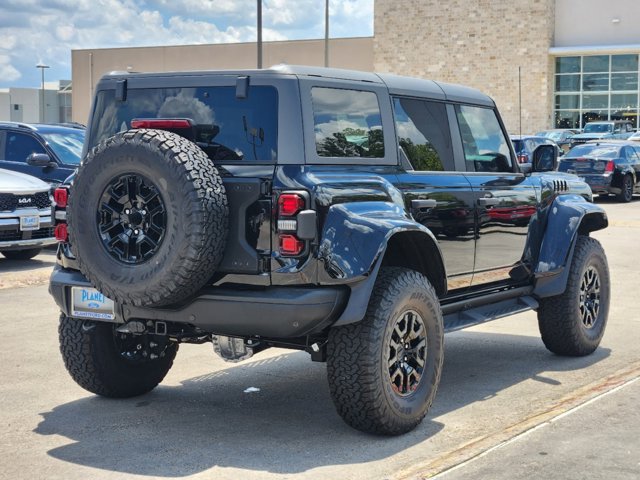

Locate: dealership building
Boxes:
[72,0,640,134]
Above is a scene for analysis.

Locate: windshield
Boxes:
[583,123,613,134]
[88,86,278,162]
[40,131,85,165]
[565,145,620,159]
[536,131,562,141]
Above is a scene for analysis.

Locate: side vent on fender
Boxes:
[552,180,569,193]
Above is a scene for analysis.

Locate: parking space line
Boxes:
[395,361,640,480]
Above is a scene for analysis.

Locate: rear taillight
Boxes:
[130,118,192,129]
[278,193,305,217]
[55,223,68,242]
[53,187,69,242]
[517,154,529,164]
[53,187,68,208]
[279,234,304,256]
[605,160,615,172]
[276,192,311,256]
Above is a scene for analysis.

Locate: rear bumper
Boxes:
[49,266,349,338]
[579,174,615,194]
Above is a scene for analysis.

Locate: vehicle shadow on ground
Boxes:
[593,195,640,204]
[34,331,609,477]
[0,251,56,273]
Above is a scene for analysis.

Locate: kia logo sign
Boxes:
[18,197,32,204]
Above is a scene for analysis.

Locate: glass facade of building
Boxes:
[554,54,639,129]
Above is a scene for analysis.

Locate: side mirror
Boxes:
[532,144,557,172]
[26,153,56,168]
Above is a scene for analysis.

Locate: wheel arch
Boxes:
[332,228,446,327]
[381,231,447,298]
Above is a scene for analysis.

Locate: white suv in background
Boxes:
[0,169,55,260]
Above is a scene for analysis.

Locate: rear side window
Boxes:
[455,105,513,173]
[392,97,453,171]
[89,86,278,162]
[311,87,384,158]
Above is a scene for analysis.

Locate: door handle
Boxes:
[411,199,437,209]
[478,197,501,207]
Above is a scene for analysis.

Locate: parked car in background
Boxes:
[569,120,634,148]
[0,122,85,185]
[535,129,579,153]
[628,131,640,142]
[510,135,557,164]
[0,168,55,260]
[559,141,640,202]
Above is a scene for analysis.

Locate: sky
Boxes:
[0,0,373,89]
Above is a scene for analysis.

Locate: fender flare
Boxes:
[533,194,608,298]
[318,201,445,325]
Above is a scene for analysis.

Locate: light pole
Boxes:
[324,0,329,67]
[257,0,262,68]
[36,63,50,123]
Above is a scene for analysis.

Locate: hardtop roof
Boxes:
[100,64,495,107]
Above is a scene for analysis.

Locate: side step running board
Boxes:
[443,295,538,333]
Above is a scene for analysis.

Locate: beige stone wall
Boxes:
[72,37,374,124]
[374,0,556,134]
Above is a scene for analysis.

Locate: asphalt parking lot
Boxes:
[0,197,639,480]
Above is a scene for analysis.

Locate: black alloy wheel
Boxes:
[98,173,167,264]
[387,310,428,396]
[618,175,633,202]
[579,266,601,329]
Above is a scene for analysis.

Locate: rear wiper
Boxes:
[243,116,264,160]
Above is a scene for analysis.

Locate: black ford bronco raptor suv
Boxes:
[49,65,610,435]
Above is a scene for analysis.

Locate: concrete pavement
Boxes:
[437,378,640,480]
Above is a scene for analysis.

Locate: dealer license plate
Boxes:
[71,287,115,320]
[20,215,39,231]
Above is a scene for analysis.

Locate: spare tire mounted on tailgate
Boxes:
[68,129,228,307]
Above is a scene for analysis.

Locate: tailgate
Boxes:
[217,165,275,276]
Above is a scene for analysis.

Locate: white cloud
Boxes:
[0,54,21,82]
[0,0,373,88]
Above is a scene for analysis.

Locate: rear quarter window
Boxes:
[88,86,278,162]
[311,87,384,158]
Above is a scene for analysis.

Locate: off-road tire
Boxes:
[1,248,41,260]
[327,267,444,435]
[538,236,610,356]
[68,129,228,307]
[617,174,633,203]
[58,314,177,397]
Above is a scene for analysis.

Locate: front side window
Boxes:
[312,87,384,158]
[5,132,46,163]
[392,97,453,171]
[455,105,513,173]
[89,86,278,162]
[40,131,85,165]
